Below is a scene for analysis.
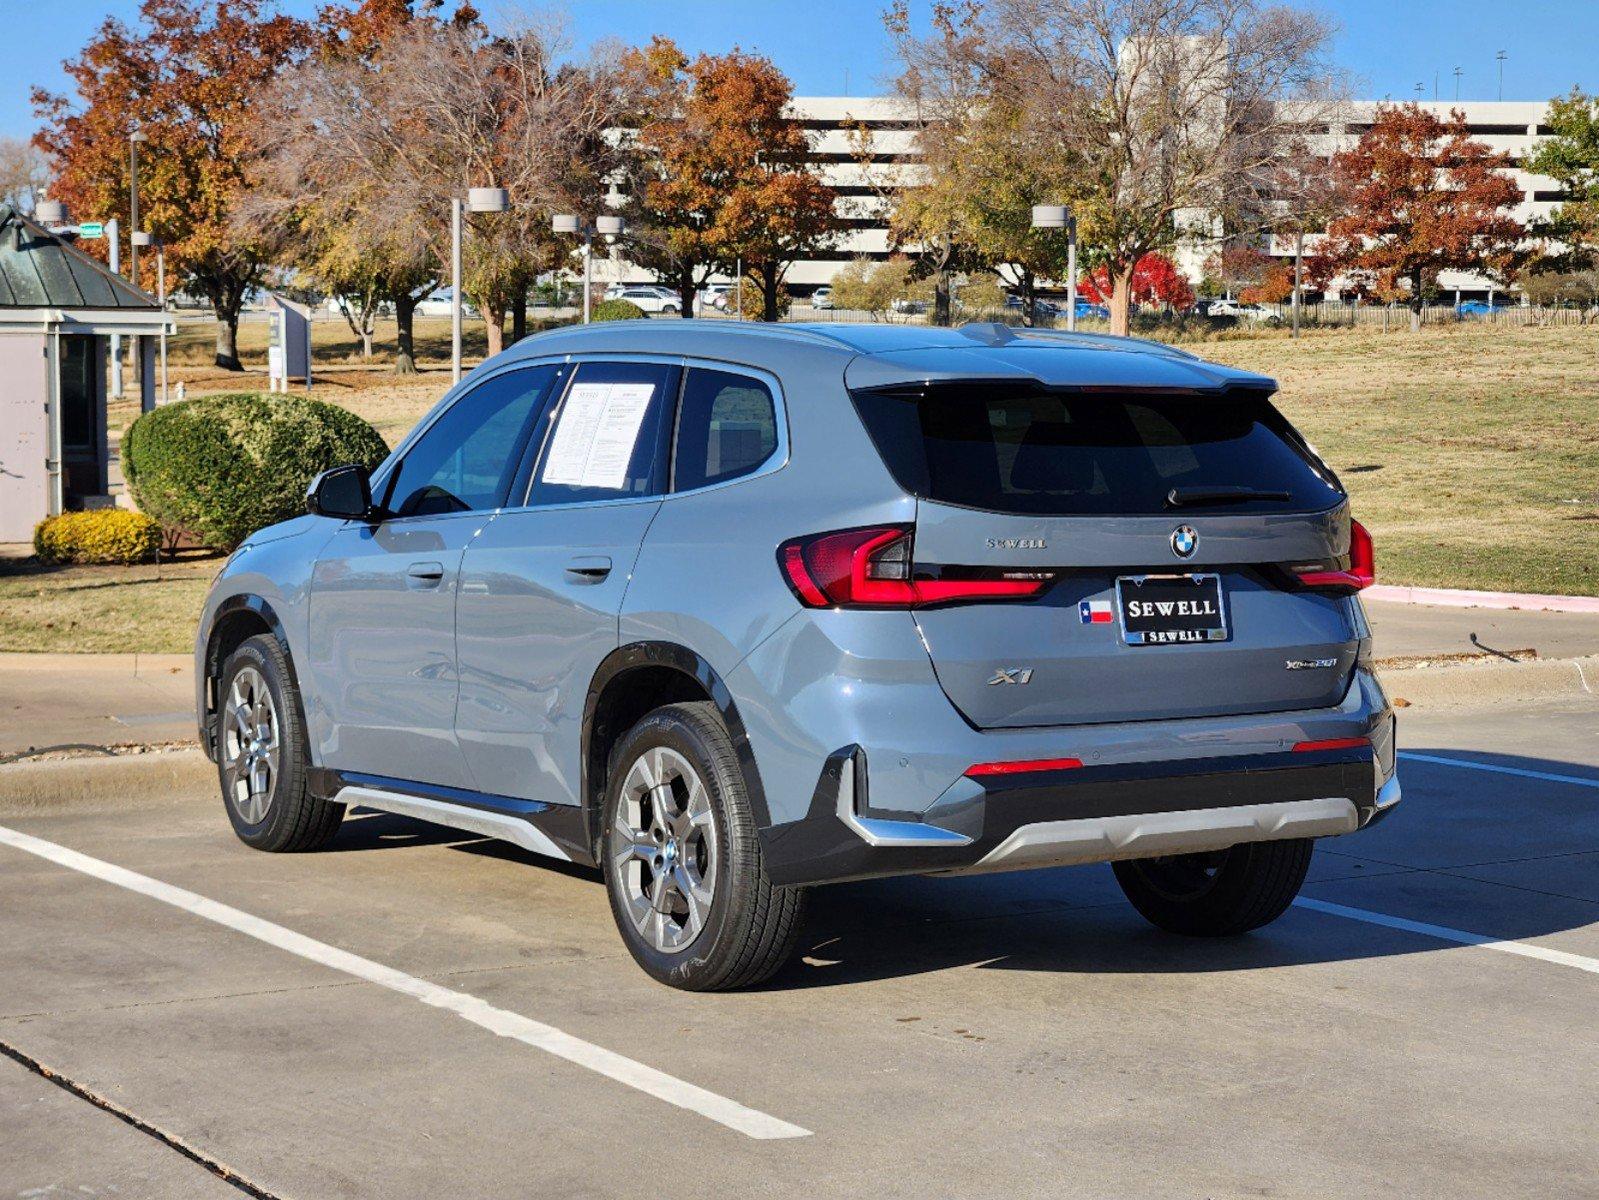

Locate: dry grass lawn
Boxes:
[9,317,1595,656]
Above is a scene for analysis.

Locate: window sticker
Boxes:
[540,381,656,489]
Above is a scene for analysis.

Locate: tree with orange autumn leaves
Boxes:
[1319,104,1525,329]
[34,0,312,368]
[621,38,838,320]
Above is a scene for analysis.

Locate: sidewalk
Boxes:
[3,601,1599,760]
[0,652,194,759]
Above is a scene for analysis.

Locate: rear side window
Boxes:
[673,368,779,491]
[850,385,1343,516]
[526,360,678,505]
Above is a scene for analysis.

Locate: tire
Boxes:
[662,304,679,315]
[601,702,807,991]
[1112,837,1313,937]
[215,634,344,853]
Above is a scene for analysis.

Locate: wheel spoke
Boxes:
[674,866,711,936]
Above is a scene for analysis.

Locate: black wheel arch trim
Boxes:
[582,641,772,844]
[201,593,305,763]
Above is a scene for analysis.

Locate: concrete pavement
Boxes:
[1,694,1597,1197]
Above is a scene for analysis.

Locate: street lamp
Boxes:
[1496,51,1507,102]
[1453,66,1463,102]
[452,186,509,384]
[34,199,69,229]
[552,213,628,324]
[132,230,167,404]
[1031,204,1077,331]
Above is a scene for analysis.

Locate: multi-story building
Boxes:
[598,95,1566,300]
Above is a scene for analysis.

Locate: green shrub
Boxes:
[591,298,647,321]
[123,392,388,551]
[33,509,162,565]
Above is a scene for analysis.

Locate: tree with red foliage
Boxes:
[34,0,313,368]
[1080,253,1194,312]
[1320,104,1525,330]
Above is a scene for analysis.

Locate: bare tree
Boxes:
[893,0,1339,335]
[0,136,49,214]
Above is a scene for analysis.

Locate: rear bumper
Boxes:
[762,741,1397,886]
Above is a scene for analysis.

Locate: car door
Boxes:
[454,357,680,804]
[305,365,558,789]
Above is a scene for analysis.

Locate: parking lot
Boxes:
[3,692,1598,1198]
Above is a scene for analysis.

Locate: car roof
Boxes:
[502,319,1277,394]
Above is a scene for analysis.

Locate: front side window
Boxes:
[672,368,779,491]
[527,360,678,506]
[383,365,558,518]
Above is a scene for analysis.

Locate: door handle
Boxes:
[564,555,613,584]
[407,561,446,588]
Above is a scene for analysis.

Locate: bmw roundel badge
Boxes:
[1170,525,1198,559]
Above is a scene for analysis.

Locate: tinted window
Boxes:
[526,360,678,506]
[384,365,557,518]
[673,368,779,491]
[851,385,1343,516]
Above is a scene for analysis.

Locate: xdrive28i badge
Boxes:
[1170,525,1198,559]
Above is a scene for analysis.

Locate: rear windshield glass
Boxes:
[850,384,1343,516]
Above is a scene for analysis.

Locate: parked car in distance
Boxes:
[1206,299,1281,323]
[197,320,1399,990]
[607,286,683,316]
[890,297,927,314]
[810,286,834,310]
[698,284,733,311]
[414,291,478,319]
[1455,300,1504,316]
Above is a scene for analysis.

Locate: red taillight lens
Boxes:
[778,526,1050,609]
[1294,519,1375,592]
[965,757,1084,777]
[1291,736,1370,753]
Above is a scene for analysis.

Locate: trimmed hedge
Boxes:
[33,509,163,565]
[124,393,388,551]
[591,298,647,321]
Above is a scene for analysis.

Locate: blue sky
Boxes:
[7,0,1598,138]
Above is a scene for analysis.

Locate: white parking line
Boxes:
[1294,897,1599,977]
[0,823,811,1141]
[1397,751,1599,789]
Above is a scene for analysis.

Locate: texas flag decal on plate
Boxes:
[1079,599,1114,625]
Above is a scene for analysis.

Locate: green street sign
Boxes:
[77,222,105,239]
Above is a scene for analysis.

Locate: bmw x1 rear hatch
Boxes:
[842,343,1369,730]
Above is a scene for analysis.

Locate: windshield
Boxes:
[850,383,1343,517]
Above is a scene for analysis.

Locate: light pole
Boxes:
[1031,204,1077,331]
[1453,66,1463,102]
[106,217,123,399]
[1496,51,1507,102]
[133,230,167,404]
[552,213,627,324]
[128,129,147,291]
[452,186,509,385]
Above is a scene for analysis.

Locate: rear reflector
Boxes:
[1294,519,1375,592]
[1291,737,1370,753]
[965,757,1084,778]
[779,525,1050,609]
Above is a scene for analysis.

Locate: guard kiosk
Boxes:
[265,293,311,393]
[0,206,170,542]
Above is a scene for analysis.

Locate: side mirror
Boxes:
[306,464,375,521]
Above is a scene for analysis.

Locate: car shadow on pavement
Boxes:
[762,747,1599,991]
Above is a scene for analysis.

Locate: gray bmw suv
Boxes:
[196,321,1399,990]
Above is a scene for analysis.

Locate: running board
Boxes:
[946,796,1359,876]
[332,786,573,862]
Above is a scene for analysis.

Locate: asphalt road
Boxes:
[3,695,1598,1199]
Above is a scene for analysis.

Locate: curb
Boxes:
[0,749,213,815]
[1367,584,1599,614]
[1382,654,1599,709]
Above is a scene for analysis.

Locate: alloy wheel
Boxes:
[222,665,280,825]
[610,746,719,954]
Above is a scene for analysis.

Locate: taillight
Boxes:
[965,757,1083,777]
[1293,519,1375,593]
[1291,737,1370,753]
[778,526,1050,609]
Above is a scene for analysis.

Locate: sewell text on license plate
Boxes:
[1115,574,1229,646]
